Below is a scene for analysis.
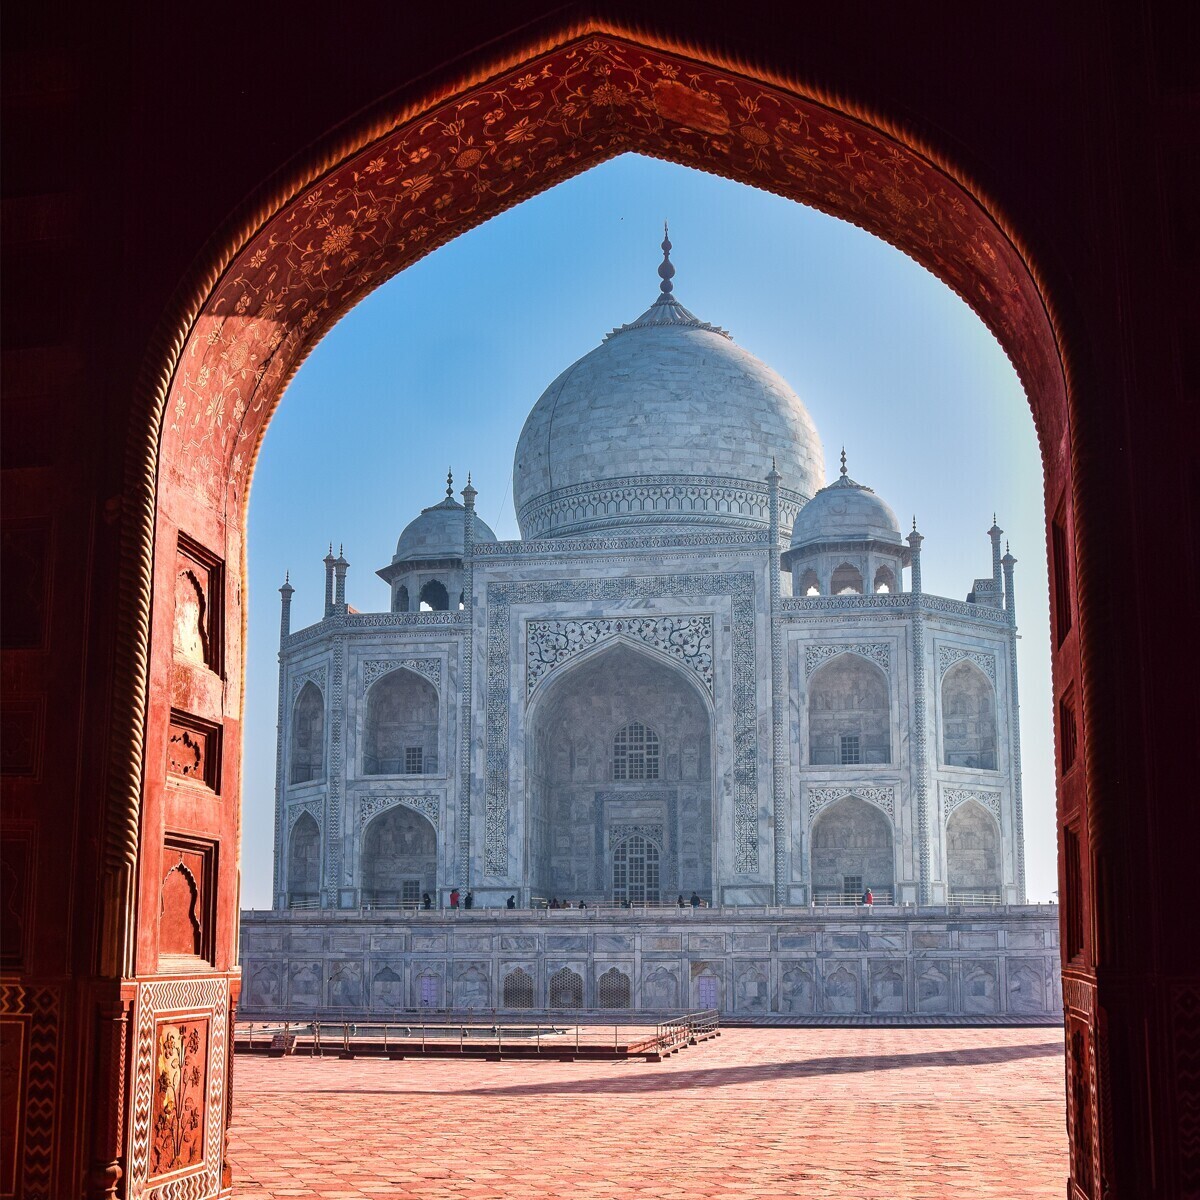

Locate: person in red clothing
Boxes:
[449,888,460,909]
[862,887,874,909]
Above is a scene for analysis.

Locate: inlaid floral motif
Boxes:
[149,1019,208,1177]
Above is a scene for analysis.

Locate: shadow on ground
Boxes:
[292,1039,1063,1098]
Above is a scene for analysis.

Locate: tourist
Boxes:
[422,892,432,910]
[862,887,874,909]
[464,891,474,909]
[579,899,587,910]
[506,894,516,909]
[549,897,559,909]
[449,888,460,909]
[677,895,685,908]
[690,892,701,908]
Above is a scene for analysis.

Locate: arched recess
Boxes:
[289,682,325,784]
[360,805,437,906]
[287,812,321,906]
[798,568,820,596]
[830,562,864,595]
[873,565,896,593]
[524,638,713,905]
[811,795,895,902]
[393,584,409,613]
[419,580,449,611]
[941,659,998,770]
[363,666,439,775]
[946,800,1003,901]
[106,21,1093,1195]
[807,653,890,765]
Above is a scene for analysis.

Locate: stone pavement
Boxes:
[229,1026,1067,1199]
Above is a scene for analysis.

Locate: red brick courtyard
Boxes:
[229,1026,1066,1199]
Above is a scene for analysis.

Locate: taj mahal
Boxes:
[240,233,1060,1019]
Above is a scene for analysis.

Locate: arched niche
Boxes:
[941,659,997,769]
[946,800,1002,900]
[612,832,661,905]
[363,667,439,776]
[798,568,820,596]
[548,966,584,1009]
[419,580,449,611]
[807,654,891,765]
[287,812,321,905]
[873,565,897,593]
[831,562,864,595]
[360,805,437,906]
[289,682,324,784]
[502,967,534,1009]
[393,584,409,613]
[524,640,713,904]
[811,795,894,901]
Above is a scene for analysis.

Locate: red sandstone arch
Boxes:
[107,22,1094,1198]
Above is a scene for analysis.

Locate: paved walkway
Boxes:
[229,1026,1067,1199]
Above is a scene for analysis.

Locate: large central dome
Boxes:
[513,231,823,541]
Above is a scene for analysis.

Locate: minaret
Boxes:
[333,544,349,612]
[323,544,336,618]
[458,473,477,895]
[1001,541,1027,900]
[279,572,294,644]
[989,515,1004,599]
[1002,541,1018,627]
[907,517,924,596]
[907,517,930,903]
[767,457,787,902]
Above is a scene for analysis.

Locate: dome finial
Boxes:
[446,467,454,499]
[840,447,848,477]
[658,222,675,296]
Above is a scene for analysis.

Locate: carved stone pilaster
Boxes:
[767,464,787,902]
[86,994,132,1200]
[326,637,346,901]
[459,479,476,888]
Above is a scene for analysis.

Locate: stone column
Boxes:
[459,476,477,891]
[989,517,1004,599]
[1003,545,1027,900]
[907,522,931,904]
[333,546,349,612]
[273,575,294,907]
[323,545,336,618]
[767,461,788,903]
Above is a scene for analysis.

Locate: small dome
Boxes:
[790,461,902,549]
[392,489,497,564]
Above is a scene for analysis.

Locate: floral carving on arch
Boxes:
[160,33,1063,511]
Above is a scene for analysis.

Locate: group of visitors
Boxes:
[547,897,587,909]
[676,893,704,908]
[447,889,476,909]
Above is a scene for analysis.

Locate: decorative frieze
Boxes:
[803,642,891,678]
[486,573,759,878]
[474,530,772,557]
[943,787,1002,823]
[358,793,440,828]
[610,822,666,850]
[526,615,713,698]
[937,645,997,683]
[807,785,896,821]
[288,799,322,831]
[362,657,442,692]
[289,665,326,703]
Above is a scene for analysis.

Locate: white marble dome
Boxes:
[790,466,903,549]
[392,491,497,564]
[512,255,822,540]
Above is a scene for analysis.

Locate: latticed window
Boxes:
[840,734,861,764]
[843,874,863,899]
[612,834,661,905]
[597,967,631,1009]
[503,968,534,1009]
[548,967,583,1009]
[401,879,421,904]
[404,746,423,774]
[613,721,660,780]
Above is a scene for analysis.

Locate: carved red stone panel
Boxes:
[160,834,217,965]
[0,519,51,651]
[166,710,221,792]
[148,1017,209,1179]
[0,827,35,971]
[0,700,44,779]
[173,534,223,676]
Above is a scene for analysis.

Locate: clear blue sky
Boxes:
[242,153,1055,907]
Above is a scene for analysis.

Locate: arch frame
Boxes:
[937,654,1002,774]
[803,648,895,768]
[94,16,1109,1197]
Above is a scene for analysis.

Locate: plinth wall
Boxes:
[239,905,1060,1020]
